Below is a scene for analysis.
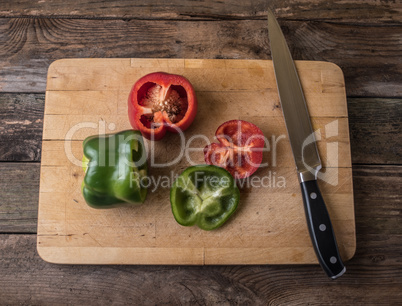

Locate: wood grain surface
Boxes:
[1,98,399,235]
[1,95,399,165]
[0,0,401,303]
[36,58,355,265]
[1,0,401,23]
[0,18,400,97]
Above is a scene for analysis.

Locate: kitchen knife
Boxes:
[267,8,346,279]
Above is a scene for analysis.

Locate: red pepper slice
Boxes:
[204,120,265,179]
[128,72,197,140]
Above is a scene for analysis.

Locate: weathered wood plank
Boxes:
[1,94,400,165]
[0,161,400,241]
[352,166,402,236]
[349,98,402,165]
[0,19,400,97]
[0,94,44,161]
[0,163,40,233]
[0,0,400,24]
[0,233,401,304]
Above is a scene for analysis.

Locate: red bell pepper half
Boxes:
[128,72,197,140]
[204,120,265,179]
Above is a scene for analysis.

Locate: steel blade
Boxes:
[267,9,321,181]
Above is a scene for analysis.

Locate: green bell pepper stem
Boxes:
[82,130,148,208]
[170,165,240,230]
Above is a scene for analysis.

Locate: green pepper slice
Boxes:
[170,165,240,230]
[82,130,147,208]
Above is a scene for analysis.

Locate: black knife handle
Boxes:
[300,180,346,279]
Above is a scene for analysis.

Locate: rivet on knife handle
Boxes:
[267,8,346,279]
[301,180,346,279]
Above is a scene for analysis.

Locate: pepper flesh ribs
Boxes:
[204,120,265,179]
[170,165,240,230]
[128,72,197,140]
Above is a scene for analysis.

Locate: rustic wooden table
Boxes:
[0,1,401,304]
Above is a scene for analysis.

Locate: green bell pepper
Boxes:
[170,165,240,230]
[82,130,147,208]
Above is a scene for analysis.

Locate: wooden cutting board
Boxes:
[37,58,355,265]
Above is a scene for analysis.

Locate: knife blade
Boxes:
[267,8,346,279]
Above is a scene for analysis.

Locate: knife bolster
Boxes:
[298,167,320,183]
